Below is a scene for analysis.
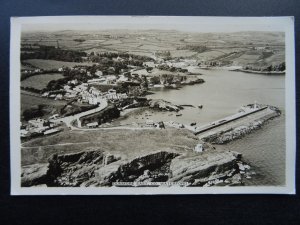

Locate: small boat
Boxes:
[198,105,203,109]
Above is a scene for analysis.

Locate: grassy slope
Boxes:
[21,73,64,90]
[21,128,199,165]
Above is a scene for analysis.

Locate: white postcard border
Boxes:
[10,16,296,195]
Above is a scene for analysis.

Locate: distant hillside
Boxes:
[21,30,285,69]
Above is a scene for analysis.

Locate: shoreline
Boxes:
[233,69,285,75]
[197,66,285,75]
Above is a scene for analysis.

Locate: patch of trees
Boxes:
[89,56,143,72]
[60,104,98,117]
[44,77,70,91]
[89,52,154,62]
[90,84,127,94]
[127,86,147,97]
[63,67,89,80]
[80,104,120,126]
[149,76,161,85]
[160,74,186,85]
[73,39,86,43]
[146,67,153,72]
[177,45,208,53]
[22,104,46,121]
[140,75,148,88]
[115,97,149,109]
[156,64,188,73]
[21,45,87,62]
[84,60,130,75]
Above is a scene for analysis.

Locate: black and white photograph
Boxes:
[10,16,296,195]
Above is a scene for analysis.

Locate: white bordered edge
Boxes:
[10,16,296,195]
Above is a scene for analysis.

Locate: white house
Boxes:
[95,70,103,77]
[86,122,99,128]
[194,144,203,152]
[55,94,63,100]
[21,129,29,137]
[28,118,46,129]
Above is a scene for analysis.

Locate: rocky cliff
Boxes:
[21,148,252,187]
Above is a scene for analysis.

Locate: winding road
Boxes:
[51,99,108,129]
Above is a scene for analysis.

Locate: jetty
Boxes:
[185,104,280,141]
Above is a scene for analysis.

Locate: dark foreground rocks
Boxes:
[21,163,49,187]
[21,148,252,187]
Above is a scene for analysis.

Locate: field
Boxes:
[21,128,198,165]
[196,50,227,61]
[21,73,64,90]
[170,50,198,58]
[22,59,94,70]
[21,93,67,115]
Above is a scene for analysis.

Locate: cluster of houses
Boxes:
[80,87,128,105]
[42,77,129,105]
[143,58,197,70]
[21,118,61,138]
[22,68,43,74]
[21,55,202,136]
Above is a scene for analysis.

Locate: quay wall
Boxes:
[194,106,268,135]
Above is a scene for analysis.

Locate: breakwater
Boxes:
[193,105,280,144]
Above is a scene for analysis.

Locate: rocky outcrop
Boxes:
[21,150,120,187]
[182,78,205,85]
[48,150,120,187]
[169,151,245,186]
[149,99,183,112]
[21,149,253,187]
[21,163,49,187]
[91,151,179,186]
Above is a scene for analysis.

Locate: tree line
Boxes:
[21,45,87,62]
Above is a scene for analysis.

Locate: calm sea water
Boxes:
[122,68,286,186]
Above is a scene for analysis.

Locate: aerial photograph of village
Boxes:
[18,18,287,189]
